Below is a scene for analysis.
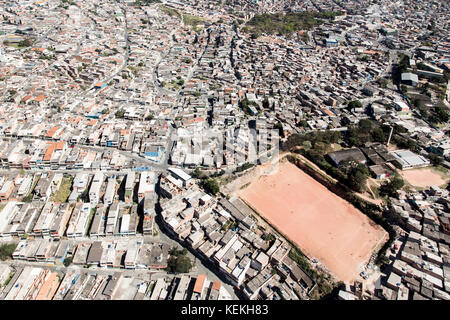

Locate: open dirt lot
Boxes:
[238,160,387,283]
[400,167,449,188]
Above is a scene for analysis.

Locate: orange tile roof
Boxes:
[86,104,96,112]
[22,95,32,102]
[36,272,59,300]
[46,126,59,138]
[193,274,206,294]
[211,281,222,291]
[87,119,97,126]
[54,141,65,150]
[43,145,55,161]
[188,117,205,124]
[322,108,334,117]
[34,94,45,102]
[364,50,379,55]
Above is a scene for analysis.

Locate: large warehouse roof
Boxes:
[390,149,430,169]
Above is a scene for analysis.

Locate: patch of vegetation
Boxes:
[85,207,97,235]
[0,243,18,261]
[183,14,205,32]
[115,109,125,118]
[244,11,342,37]
[379,176,405,198]
[221,219,239,232]
[191,167,204,179]
[201,178,220,195]
[393,52,410,84]
[235,162,255,173]
[274,121,285,138]
[346,164,370,193]
[22,175,39,203]
[282,129,374,192]
[2,271,14,287]
[135,0,161,5]
[428,153,444,166]
[347,100,363,111]
[240,98,259,115]
[78,187,89,202]
[63,255,73,267]
[261,233,276,242]
[432,165,448,174]
[410,92,449,125]
[166,247,192,273]
[289,247,318,280]
[159,5,181,19]
[50,176,73,203]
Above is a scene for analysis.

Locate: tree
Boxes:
[0,243,17,261]
[346,164,369,192]
[202,178,219,195]
[378,78,388,88]
[302,140,312,150]
[166,255,192,273]
[347,100,363,111]
[115,109,125,118]
[428,153,443,166]
[346,126,363,147]
[63,256,73,267]
[274,122,285,138]
[166,248,192,273]
[18,38,33,47]
[371,127,386,143]
[240,98,250,114]
[358,119,373,134]
[380,176,404,197]
[262,97,270,109]
[434,106,449,123]
[298,120,309,128]
[191,167,202,179]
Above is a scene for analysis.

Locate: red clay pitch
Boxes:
[239,160,387,282]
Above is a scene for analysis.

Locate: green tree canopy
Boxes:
[202,178,219,195]
[380,176,405,197]
[346,164,369,192]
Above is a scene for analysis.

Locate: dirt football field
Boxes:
[239,160,387,283]
[400,167,449,189]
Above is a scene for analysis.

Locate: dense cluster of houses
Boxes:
[11,238,169,270]
[158,167,316,300]
[0,0,449,301]
[0,264,230,300]
[0,171,156,238]
[339,185,450,300]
